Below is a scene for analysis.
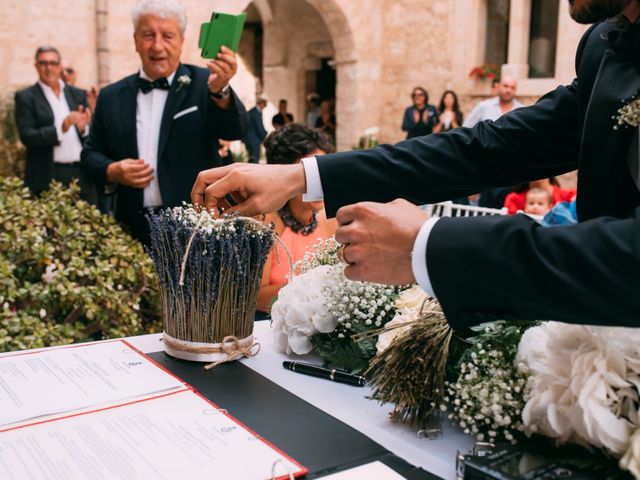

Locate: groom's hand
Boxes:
[191,163,306,216]
[335,199,430,285]
[106,159,154,189]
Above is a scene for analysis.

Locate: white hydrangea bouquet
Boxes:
[271,238,406,372]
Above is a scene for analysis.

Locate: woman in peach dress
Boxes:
[256,124,337,318]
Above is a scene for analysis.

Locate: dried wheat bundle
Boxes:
[365,298,452,429]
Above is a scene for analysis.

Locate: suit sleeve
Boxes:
[317,81,580,217]
[427,210,640,329]
[208,88,249,140]
[14,90,58,149]
[80,91,113,183]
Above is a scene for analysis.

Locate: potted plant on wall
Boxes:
[468,63,501,95]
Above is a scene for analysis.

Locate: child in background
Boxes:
[523,187,553,216]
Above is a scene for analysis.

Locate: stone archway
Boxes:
[303,0,357,151]
[241,0,356,151]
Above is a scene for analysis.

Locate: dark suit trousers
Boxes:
[41,163,98,205]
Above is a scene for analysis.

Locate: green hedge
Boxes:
[0,177,161,351]
[0,88,25,179]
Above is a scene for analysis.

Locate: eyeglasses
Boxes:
[64,68,74,74]
[37,60,60,67]
[412,92,425,98]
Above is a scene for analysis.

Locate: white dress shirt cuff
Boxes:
[301,156,324,202]
[411,216,440,298]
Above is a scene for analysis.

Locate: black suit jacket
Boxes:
[316,20,640,329]
[14,83,88,192]
[81,63,248,227]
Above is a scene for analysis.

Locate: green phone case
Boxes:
[199,12,247,59]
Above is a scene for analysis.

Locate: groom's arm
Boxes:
[316,81,580,216]
[428,209,640,329]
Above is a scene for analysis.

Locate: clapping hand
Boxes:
[86,86,98,112]
[62,105,92,134]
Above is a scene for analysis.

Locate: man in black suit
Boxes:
[244,97,268,163]
[81,0,248,243]
[192,0,640,329]
[15,46,95,203]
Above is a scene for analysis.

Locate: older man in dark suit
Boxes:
[192,0,640,329]
[15,46,95,203]
[81,0,247,243]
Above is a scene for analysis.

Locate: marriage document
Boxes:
[0,340,186,427]
[0,389,304,479]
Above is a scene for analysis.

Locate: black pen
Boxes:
[282,361,366,387]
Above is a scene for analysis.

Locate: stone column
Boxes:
[502,0,531,79]
[95,0,109,87]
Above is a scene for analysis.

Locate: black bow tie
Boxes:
[137,77,170,93]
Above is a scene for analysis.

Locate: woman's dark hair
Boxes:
[264,123,335,165]
[438,90,463,124]
[411,86,429,104]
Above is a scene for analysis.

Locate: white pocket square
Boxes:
[173,106,198,120]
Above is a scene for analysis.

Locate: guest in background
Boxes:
[81,0,248,244]
[60,59,77,86]
[306,93,321,128]
[15,46,96,203]
[401,86,438,139]
[463,76,523,127]
[523,187,553,216]
[244,97,268,163]
[504,178,576,215]
[272,99,294,129]
[60,59,99,112]
[314,99,336,144]
[256,124,337,318]
[490,77,500,96]
[433,90,463,133]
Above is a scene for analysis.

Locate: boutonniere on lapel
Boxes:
[176,75,191,92]
[613,94,640,130]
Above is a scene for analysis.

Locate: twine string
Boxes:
[203,335,261,370]
[178,212,206,286]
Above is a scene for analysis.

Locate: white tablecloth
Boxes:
[128,322,474,479]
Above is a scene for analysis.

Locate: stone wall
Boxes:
[0,0,588,151]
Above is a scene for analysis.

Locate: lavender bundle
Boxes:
[146,206,273,344]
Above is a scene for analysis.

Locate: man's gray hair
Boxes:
[34,45,60,61]
[132,0,187,34]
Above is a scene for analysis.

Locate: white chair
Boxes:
[422,201,507,218]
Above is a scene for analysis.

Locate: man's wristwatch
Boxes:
[210,84,231,100]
